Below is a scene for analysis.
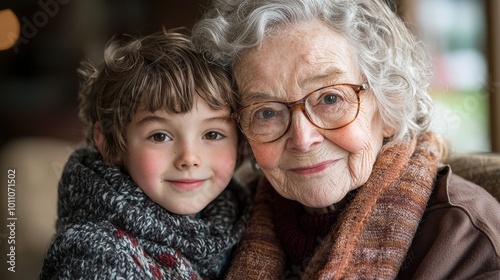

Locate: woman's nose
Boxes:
[174,144,201,169]
[285,109,324,152]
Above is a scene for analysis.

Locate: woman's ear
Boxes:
[93,122,106,156]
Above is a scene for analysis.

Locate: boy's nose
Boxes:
[174,144,201,169]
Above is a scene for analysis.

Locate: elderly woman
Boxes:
[192,0,500,279]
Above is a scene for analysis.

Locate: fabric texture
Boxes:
[398,166,500,279]
[225,132,441,279]
[445,152,500,201]
[40,147,251,279]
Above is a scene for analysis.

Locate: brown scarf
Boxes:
[225,132,441,279]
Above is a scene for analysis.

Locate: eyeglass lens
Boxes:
[238,84,362,143]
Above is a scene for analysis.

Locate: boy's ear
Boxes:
[93,122,106,156]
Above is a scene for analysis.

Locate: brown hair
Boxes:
[78,29,238,164]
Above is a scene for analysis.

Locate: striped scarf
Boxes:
[41,147,251,279]
[225,132,441,279]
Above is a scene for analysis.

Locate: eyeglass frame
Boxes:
[230,82,370,143]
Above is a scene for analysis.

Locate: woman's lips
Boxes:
[167,179,206,190]
[289,160,339,175]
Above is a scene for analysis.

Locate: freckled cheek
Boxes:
[249,142,282,170]
[323,126,370,153]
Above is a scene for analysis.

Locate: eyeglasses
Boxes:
[231,83,369,143]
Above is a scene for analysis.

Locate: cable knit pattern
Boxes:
[40,147,251,279]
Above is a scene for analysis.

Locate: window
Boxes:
[399,0,491,153]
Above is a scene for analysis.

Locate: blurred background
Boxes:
[411,0,492,153]
[0,0,210,147]
[0,1,210,279]
[0,0,498,279]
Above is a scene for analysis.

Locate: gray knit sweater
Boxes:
[40,147,251,279]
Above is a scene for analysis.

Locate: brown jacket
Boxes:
[399,165,500,279]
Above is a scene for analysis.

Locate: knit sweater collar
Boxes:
[272,189,356,267]
[50,147,251,278]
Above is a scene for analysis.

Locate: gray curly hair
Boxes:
[192,0,434,146]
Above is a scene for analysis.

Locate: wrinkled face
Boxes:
[234,20,391,208]
[122,96,238,216]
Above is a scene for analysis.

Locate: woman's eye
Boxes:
[149,133,171,142]
[322,94,339,104]
[204,131,224,140]
[255,108,277,119]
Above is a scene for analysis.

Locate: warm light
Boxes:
[0,9,20,51]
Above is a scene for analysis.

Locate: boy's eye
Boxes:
[149,133,171,142]
[204,131,223,140]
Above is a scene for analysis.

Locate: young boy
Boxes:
[40,30,251,279]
